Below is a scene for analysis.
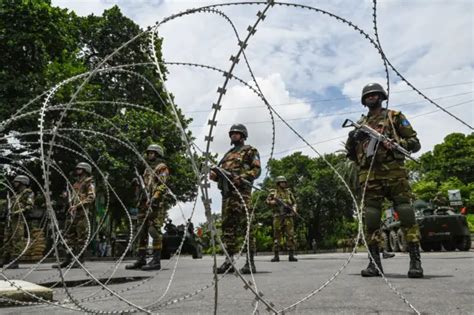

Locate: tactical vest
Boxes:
[355,109,407,179]
[12,188,34,214]
[218,145,254,175]
[71,176,95,210]
[143,159,169,194]
[269,188,295,216]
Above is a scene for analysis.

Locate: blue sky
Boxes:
[52,0,473,223]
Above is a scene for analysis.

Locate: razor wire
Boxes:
[0,1,468,314]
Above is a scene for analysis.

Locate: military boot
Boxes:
[361,244,383,277]
[240,252,256,274]
[407,242,423,278]
[141,250,161,271]
[125,249,147,270]
[289,250,298,262]
[215,255,235,274]
[382,249,395,259]
[271,251,279,262]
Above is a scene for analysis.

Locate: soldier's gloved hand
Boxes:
[209,170,217,181]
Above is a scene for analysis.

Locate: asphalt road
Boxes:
[1,251,473,314]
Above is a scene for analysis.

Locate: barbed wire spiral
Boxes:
[0,1,471,314]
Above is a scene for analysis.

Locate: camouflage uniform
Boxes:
[218,144,261,255]
[137,159,169,252]
[346,84,423,278]
[126,144,169,271]
[266,187,297,252]
[3,187,34,264]
[346,108,421,245]
[64,175,96,256]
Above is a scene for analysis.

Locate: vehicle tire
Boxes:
[192,244,203,259]
[431,242,442,251]
[442,240,456,251]
[397,229,407,252]
[382,232,391,252]
[420,242,432,252]
[389,230,400,252]
[455,236,471,251]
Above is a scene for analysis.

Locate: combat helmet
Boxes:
[13,175,30,186]
[361,83,387,105]
[76,162,92,174]
[229,124,248,139]
[275,176,287,184]
[146,144,164,157]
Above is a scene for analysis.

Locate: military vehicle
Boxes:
[161,220,203,259]
[382,202,471,252]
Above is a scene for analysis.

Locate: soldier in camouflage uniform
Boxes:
[126,144,169,271]
[431,192,449,208]
[210,124,261,274]
[266,176,298,262]
[345,83,423,278]
[1,175,34,269]
[53,162,95,268]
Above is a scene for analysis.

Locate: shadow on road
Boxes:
[347,273,454,279]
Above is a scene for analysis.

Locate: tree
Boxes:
[0,0,82,121]
[0,2,198,231]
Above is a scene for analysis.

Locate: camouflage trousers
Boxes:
[64,212,89,256]
[3,215,25,258]
[137,204,167,251]
[273,215,296,251]
[221,189,256,255]
[24,226,46,261]
[362,177,420,246]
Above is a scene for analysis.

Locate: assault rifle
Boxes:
[211,166,304,220]
[342,119,418,163]
[272,194,297,217]
[134,166,150,204]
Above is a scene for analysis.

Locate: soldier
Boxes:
[210,124,261,274]
[432,192,449,208]
[345,83,423,278]
[266,176,298,262]
[126,144,169,271]
[53,162,95,268]
[1,175,34,269]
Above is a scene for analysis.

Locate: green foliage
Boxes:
[466,214,474,233]
[255,224,273,252]
[412,180,438,201]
